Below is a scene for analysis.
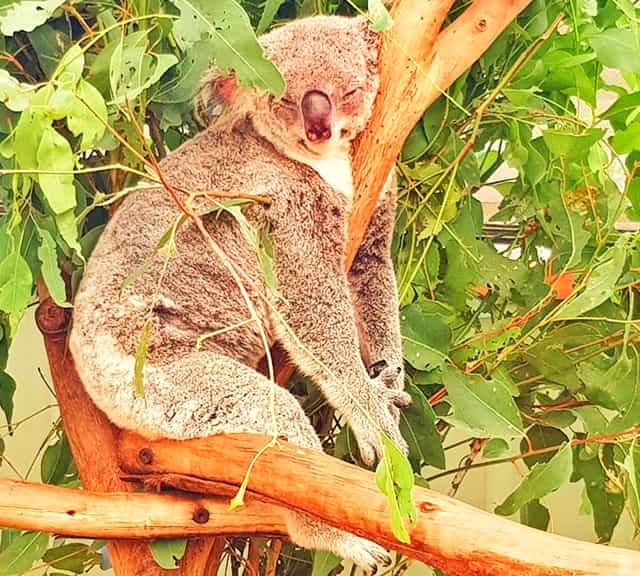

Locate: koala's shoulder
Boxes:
[158,124,307,194]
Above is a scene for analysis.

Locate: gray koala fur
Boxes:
[70,15,409,572]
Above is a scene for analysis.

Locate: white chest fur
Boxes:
[302,153,354,200]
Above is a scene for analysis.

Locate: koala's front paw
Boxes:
[351,378,411,466]
[333,534,391,575]
[368,359,405,391]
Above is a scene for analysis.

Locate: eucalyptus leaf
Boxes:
[368,0,393,32]
[0,531,49,576]
[376,433,416,543]
[36,227,70,307]
[311,550,341,576]
[442,366,524,440]
[0,371,15,427]
[399,381,445,470]
[0,252,33,323]
[149,539,188,569]
[171,0,285,96]
[37,126,77,214]
[555,237,627,320]
[495,444,572,516]
[133,320,152,397]
[0,0,65,35]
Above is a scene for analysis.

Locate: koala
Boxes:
[70,15,409,573]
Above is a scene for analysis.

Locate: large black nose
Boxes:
[301,90,332,143]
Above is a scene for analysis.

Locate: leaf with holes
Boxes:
[171,0,284,96]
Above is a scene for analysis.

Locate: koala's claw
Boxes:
[336,535,392,575]
[387,388,411,408]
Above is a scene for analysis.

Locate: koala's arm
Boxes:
[348,174,404,385]
[267,189,408,463]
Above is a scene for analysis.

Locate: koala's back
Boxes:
[71,124,296,385]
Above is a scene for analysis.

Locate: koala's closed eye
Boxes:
[342,88,363,100]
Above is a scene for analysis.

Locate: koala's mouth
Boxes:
[299,137,348,158]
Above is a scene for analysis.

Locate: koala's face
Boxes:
[255,16,380,157]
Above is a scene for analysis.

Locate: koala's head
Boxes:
[196,16,380,159]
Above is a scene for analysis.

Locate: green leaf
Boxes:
[442,366,524,440]
[54,44,84,86]
[572,443,624,542]
[36,227,69,307]
[149,539,188,569]
[555,237,627,320]
[400,305,449,371]
[56,209,83,258]
[133,320,152,397]
[368,0,393,32]
[0,531,49,576]
[495,444,572,516]
[0,0,65,35]
[399,381,445,470]
[0,530,18,555]
[0,251,33,322]
[520,499,550,531]
[0,371,16,428]
[172,0,285,97]
[67,79,107,150]
[42,543,100,573]
[619,441,639,533]
[483,438,511,459]
[588,28,640,73]
[542,128,605,159]
[0,70,34,111]
[607,351,640,433]
[601,91,640,130]
[256,0,286,35]
[577,351,634,410]
[258,226,277,293]
[611,123,640,155]
[311,550,341,576]
[41,433,73,485]
[375,433,416,543]
[153,40,213,104]
[37,126,77,214]
[521,425,569,468]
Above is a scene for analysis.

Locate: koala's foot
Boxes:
[286,513,391,574]
[331,533,392,575]
[349,375,411,466]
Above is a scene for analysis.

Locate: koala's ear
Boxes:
[354,16,381,73]
[194,68,249,127]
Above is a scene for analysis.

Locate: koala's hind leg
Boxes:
[141,352,391,574]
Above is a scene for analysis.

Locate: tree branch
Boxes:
[3,433,637,576]
[0,477,287,539]
[348,0,534,266]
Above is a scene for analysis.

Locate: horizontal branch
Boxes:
[116,432,640,576]
[0,477,287,539]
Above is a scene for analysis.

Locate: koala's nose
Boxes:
[301,90,332,143]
